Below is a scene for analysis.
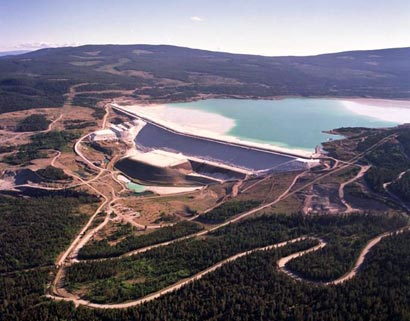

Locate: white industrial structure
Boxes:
[90,120,141,142]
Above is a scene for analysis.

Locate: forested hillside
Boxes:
[1,45,409,113]
[2,213,410,321]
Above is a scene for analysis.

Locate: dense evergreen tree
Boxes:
[0,191,97,273]
[16,114,50,132]
[65,213,404,303]
[79,221,203,259]
[36,166,72,181]
[3,231,410,321]
[196,200,261,224]
[2,130,80,165]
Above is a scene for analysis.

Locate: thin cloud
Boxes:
[190,16,204,22]
[13,42,80,50]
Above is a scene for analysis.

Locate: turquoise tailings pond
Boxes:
[113,98,410,183]
[126,182,147,193]
[167,98,400,151]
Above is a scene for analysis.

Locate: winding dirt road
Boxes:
[383,170,410,212]
[48,236,319,309]
[46,113,63,132]
[45,106,405,309]
[76,169,308,263]
[279,226,410,285]
[338,165,371,213]
[48,225,410,309]
[59,131,398,265]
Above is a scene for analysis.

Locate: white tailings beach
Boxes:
[112,103,315,159]
[122,103,236,134]
[342,99,410,123]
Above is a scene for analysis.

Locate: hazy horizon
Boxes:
[1,0,409,56]
[1,43,410,58]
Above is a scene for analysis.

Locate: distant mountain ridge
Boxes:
[0,50,32,57]
[0,44,409,113]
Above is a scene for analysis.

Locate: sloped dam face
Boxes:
[114,157,243,186]
[134,123,306,172]
[115,158,183,185]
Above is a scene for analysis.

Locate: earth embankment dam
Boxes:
[134,123,307,173]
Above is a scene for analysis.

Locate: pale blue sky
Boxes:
[1,0,409,55]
